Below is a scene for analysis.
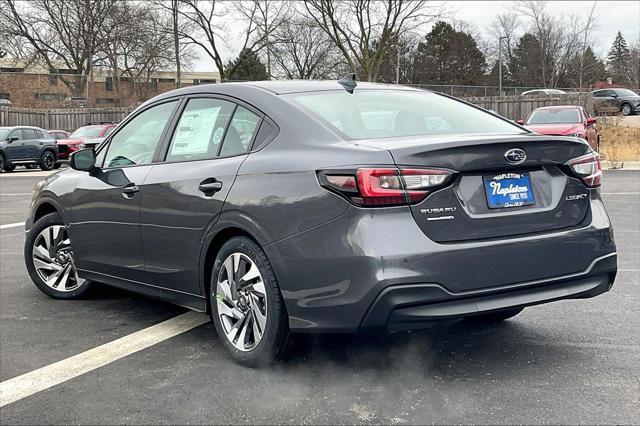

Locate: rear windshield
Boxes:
[285,90,524,140]
[70,126,103,138]
[527,109,580,124]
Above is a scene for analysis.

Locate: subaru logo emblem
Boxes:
[504,148,526,164]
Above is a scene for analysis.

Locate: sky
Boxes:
[191,0,640,73]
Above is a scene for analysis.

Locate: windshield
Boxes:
[285,90,525,140]
[70,126,103,138]
[614,89,639,97]
[527,109,580,124]
[0,128,9,140]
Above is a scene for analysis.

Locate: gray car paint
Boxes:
[25,81,617,332]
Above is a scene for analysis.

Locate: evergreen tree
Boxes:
[606,31,630,84]
[225,49,268,81]
[562,47,607,88]
[508,33,547,87]
[413,21,486,85]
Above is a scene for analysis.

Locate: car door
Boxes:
[21,128,41,159]
[139,96,263,295]
[69,100,180,283]
[5,129,24,160]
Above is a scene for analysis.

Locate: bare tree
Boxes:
[488,12,520,70]
[515,0,593,88]
[576,1,598,93]
[172,0,286,81]
[304,0,439,81]
[270,15,345,79]
[0,0,119,96]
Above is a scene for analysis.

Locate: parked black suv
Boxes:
[0,126,58,172]
[592,88,640,116]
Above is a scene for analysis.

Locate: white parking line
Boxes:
[1,193,33,196]
[0,311,209,407]
[0,222,25,230]
[601,192,640,195]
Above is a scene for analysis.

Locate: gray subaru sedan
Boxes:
[24,77,617,366]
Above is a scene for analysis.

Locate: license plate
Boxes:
[483,172,535,209]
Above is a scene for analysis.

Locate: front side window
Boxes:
[220,106,261,157]
[526,109,580,124]
[8,130,22,141]
[103,101,177,168]
[286,90,524,140]
[166,98,235,162]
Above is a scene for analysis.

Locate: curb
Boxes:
[602,161,640,171]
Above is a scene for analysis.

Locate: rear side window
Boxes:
[22,129,37,139]
[220,106,260,157]
[286,90,524,140]
[166,98,235,162]
[36,130,46,138]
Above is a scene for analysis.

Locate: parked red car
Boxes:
[47,130,70,140]
[55,123,116,161]
[518,106,600,151]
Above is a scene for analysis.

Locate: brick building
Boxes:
[0,59,220,108]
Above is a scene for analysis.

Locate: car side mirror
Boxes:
[8,136,19,143]
[516,119,525,125]
[69,148,96,171]
[586,117,597,126]
[611,94,618,98]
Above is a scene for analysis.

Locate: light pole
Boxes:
[498,36,508,96]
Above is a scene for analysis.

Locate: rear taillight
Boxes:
[566,152,602,187]
[318,167,453,207]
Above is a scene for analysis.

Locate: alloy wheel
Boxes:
[622,104,632,116]
[32,225,84,292]
[216,252,267,352]
[42,152,55,169]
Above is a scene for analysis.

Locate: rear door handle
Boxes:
[122,183,139,199]
[198,178,223,195]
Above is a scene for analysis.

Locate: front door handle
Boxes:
[198,178,223,196]
[121,183,139,199]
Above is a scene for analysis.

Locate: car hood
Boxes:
[56,138,85,145]
[524,123,583,135]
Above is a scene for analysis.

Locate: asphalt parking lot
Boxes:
[1,170,638,424]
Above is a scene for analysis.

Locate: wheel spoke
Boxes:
[56,264,72,290]
[33,257,62,272]
[249,293,266,332]
[226,311,247,343]
[34,244,54,262]
[217,279,233,302]
[248,279,266,296]
[236,313,251,349]
[218,301,244,320]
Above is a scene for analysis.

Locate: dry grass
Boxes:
[597,116,640,167]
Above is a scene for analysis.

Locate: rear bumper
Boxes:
[361,252,616,332]
[267,195,616,333]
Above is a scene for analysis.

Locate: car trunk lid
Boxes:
[352,133,593,242]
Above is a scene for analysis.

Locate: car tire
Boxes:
[53,163,61,169]
[465,307,524,324]
[621,103,633,116]
[40,150,56,171]
[24,212,92,299]
[0,154,5,172]
[210,236,289,367]
[25,164,37,169]
[3,164,15,172]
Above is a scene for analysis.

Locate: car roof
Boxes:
[0,125,44,130]
[150,80,424,100]
[533,105,581,110]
